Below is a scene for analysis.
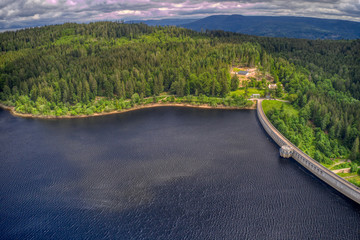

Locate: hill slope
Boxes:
[182,15,360,40]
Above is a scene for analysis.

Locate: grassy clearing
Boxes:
[337,172,360,187]
[330,162,351,170]
[321,158,344,168]
[349,176,360,187]
[230,88,265,97]
[262,100,298,117]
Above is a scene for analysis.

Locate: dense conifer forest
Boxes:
[0,22,359,173]
[0,23,256,111]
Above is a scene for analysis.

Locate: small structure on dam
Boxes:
[257,99,360,204]
[280,145,293,158]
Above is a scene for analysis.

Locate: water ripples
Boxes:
[0,107,360,239]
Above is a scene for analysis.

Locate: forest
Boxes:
[0,22,259,114]
[0,22,359,169]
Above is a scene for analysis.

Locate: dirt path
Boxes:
[328,159,346,169]
[332,168,351,174]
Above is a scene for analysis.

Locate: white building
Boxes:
[268,84,278,89]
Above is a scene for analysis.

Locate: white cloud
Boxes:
[32,13,40,19]
[116,10,142,15]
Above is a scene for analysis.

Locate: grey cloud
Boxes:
[0,0,359,29]
[0,0,16,9]
[151,0,186,2]
[205,0,341,3]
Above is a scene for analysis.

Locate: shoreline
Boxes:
[0,101,256,119]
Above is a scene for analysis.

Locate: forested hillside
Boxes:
[0,22,359,167]
[0,23,260,106]
[197,29,360,165]
[182,15,360,40]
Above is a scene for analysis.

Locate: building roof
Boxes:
[268,84,277,89]
[238,71,249,75]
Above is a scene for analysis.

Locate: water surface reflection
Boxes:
[0,107,359,239]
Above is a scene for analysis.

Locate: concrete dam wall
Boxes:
[257,100,360,205]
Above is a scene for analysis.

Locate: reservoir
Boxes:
[0,107,359,239]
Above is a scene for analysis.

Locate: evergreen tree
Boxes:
[230,75,239,91]
[350,137,359,161]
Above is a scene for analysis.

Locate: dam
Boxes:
[257,99,360,204]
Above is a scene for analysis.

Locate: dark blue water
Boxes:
[0,107,359,239]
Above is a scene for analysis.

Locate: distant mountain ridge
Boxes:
[181,15,360,40]
[126,18,198,26]
[3,15,359,39]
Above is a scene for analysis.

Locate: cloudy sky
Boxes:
[1,0,360,29]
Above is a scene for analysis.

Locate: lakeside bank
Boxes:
[0,101,256,119]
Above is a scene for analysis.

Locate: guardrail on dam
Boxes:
[257,99,360,205]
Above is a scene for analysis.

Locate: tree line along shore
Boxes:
[0,94,255,119]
